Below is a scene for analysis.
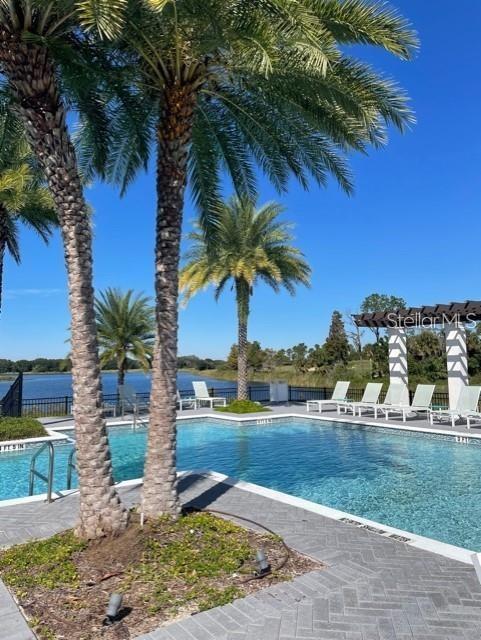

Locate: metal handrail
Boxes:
[66,447,76,491]
[132,408,148,430]
[28,441,55,503]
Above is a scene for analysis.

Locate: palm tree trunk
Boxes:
[118,358,126,389]
[0,208,7,315]
[141,85,196,518]
[0,32,128,538]
[0,240,4,315]
[236,280,250,401]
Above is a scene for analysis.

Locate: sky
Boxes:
[3,0,481,360]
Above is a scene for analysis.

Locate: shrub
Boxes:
[215,399,271,414]
[0,417,48,441]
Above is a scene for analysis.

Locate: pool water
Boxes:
[2,418,481,551]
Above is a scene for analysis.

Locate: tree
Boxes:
[101,0,416,518]
[95,289,154,390]
[0,96,57,312]
[292,343,309,373]
[181,197,310,400]
[307,344,324,370]
[0,2,131,538]
[362,337,389,377]
[360,293,407,342]
[323,311,350,365]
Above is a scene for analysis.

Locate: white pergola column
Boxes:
[388,327,409,405]
[445,322,469,409]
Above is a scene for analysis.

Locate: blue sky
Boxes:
[3,0,481,360]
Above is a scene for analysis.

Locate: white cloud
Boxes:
[5,288,64,298]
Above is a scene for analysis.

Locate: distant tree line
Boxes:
[0,354,225,375]
[0,358,71,374]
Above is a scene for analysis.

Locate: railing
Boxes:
[66,448,76,491]
[29,441,55,503]
[0,372,23,417]
[288,385,451,408]
[20,385,271,417]
[18,383,454,417]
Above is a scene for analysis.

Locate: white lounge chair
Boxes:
[363,382,407,419]
[337,383,383,416]
[119,384,149,415]
[192,381,227,408]
[381,384,435,422]
[429,385,481,429]
[306,381,350,413]
[176,390,197,411]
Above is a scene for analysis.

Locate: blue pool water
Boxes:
[2,418,481,551]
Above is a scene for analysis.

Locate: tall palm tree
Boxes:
[95,288,154,389]
[94,0,417,517]
[0,2,132,538]
[0,100,57,312]
[181,197,311,399]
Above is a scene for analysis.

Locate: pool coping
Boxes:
[0,429,69,453]
[44,410,481,442]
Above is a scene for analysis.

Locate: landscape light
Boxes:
[103,593,123,626]
[255,548,271,576]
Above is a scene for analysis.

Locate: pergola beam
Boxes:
[353,300,481,328]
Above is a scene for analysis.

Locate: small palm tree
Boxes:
[181,197,311,399]
[95,288,155,390]
[0,102,57,312]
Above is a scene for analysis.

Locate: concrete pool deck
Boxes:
[41,402,481,439]
[1,472,481,639]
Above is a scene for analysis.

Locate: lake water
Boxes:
[0,371,249,400]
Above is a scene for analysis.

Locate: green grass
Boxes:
[0,417,48,441]
[214,399,271,414]
[128,513,252,613]
[0,531,86,595]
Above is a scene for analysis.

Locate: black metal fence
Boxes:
[0,372,23,417]
[288,385,450,409]
[19,383,453,418]
[20,385,272,418]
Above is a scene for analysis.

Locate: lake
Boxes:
[0,370,252,400]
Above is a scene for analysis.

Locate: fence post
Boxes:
[64,396,69,415]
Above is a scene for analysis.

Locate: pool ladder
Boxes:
[133,411,148,430]
[66,448,76,490]
[29,442,55,503]
[29,438,77,502]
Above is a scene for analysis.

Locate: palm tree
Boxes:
[0,2,132,538]
[95,288,154,390]
[96,0,417,517]
[181,197,311,399]
[0,100,57,312]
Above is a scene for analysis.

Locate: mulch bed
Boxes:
[0,511,321,639]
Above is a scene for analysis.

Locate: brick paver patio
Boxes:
[0,472,481,639]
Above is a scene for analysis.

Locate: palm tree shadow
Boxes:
[179,472,237,511]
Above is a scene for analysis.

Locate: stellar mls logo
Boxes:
[385,312,477,330]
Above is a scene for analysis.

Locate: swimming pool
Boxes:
[1,417,481,551]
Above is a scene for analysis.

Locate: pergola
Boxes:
[353,301,481,408]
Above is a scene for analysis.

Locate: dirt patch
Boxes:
[0,511,321,639]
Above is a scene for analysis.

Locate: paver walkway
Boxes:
[1,473,481,639]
